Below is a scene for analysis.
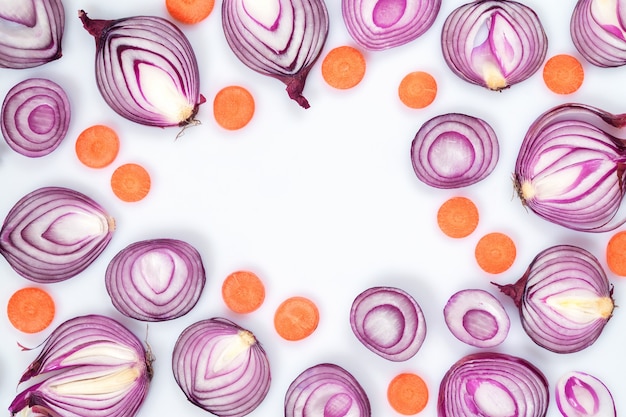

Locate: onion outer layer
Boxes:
[555,371,616,417]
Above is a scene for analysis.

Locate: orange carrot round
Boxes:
[542,54,584,95]
[387,372,429,415]
[222,270,266,313]
[321,45,367,89]
[110,163,151,202]
[166,0,215,24]
[274,296,319,341]
[7,287,55,334]
[606,230,626,276]
[75,124,120,168]
[398,71,437,109]
[213,85,255,130]
[475,232,517,274]
[437,196,479,238]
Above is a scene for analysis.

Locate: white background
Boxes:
[1,0,625,416]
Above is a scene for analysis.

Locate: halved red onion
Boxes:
[571,0,626,67]
[221,0,329,108]
[514,103,626,232]
[172,317,271,417]
[441,0,547,91]
[555,371,616,417]
[0,186,115,283]
[443,288,510,348]
[350,286,426,361]
[0,0,64,69]
[9,314,152,417]
[285,363,371,417]
[438,352,549,417]
[1,77,71,157]
[79,11,205,128]
[494,244,615,354]
[105,238,206,322]
[341,0,442,51]
[411,113,499,189]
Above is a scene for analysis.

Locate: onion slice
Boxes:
[350,286,426,361]
[443,288,510,348]
[494,244,615,354]
[285,363,371,417]
[105,238,206,322]
[438,352,549,417]
[9,314,152,417]
[172,317,271,417]
[411,112,499,189]
[221,0,329,108]
[555,371,616,417]
[0,186,115,283]
[341,0,442,51]
[441,0,547,91]
[0,0,64,69]
[1,77,71,157]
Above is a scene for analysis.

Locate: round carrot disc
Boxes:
[110,163,151,202]
[7,287,55,333]
[475,232,517,274]
[274,296,319,341]
[387,372,429,415]
[437,196,479,238]
[213,85,255,130]
[222,270,266,314]
[321,45,367,89]
[398,71,437,109]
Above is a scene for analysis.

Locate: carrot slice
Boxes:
[274,296,319,341]
[475,232,516,274]
[437,196,479,238]
[222,270,266,313]
[398,71,437,109]
[321,45,367,89]
[213,85,255,130]
[7,287,55,334]
[110,163,151,202]
[166,0,215,24]
[387,372,429,415]
[606,230,626,276]
[542,54,584,95]
[75,124,120,168]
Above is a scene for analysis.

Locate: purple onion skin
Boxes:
[494,245,615,354]
[438,352,549,417]
[0,186,115,283]
[0,0,64,69]
[555,371,616,417]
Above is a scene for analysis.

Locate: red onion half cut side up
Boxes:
[221,0,329,109]
[555,371,616,417]
[514,102,626,232]
[9,314,153,417]
[1,78,71,157]
[571,0,626,67]
[0,0,64,69]
[441,0,548,91]
[438,352,549,417]
[493,244,615,354]
[79,10,205,128]
[172,317,271,417]
[0,186,115,283]
[285,363,371,417]
[411,112,499,189]
[341,0,442,51]
[105,238,206,322]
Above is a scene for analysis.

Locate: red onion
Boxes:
[0,0,64,69]
[494,244,615,354]
[221,0,329,109]
[350,286,426,361]
[79,10,205,128]
[9,314,152,417]
[555,371,616,417]
[514,103,626,232]
[438,352,549,417]
[285,363,371,417]
[105,238,206,322]
[0,186,115,283]
[341,0,442,51]
[571,0,626,67]
[411,112,499,189]
[443,288,510,348]
[172,317,271,417]
[441,0,547,91]
[1,77,70,157]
